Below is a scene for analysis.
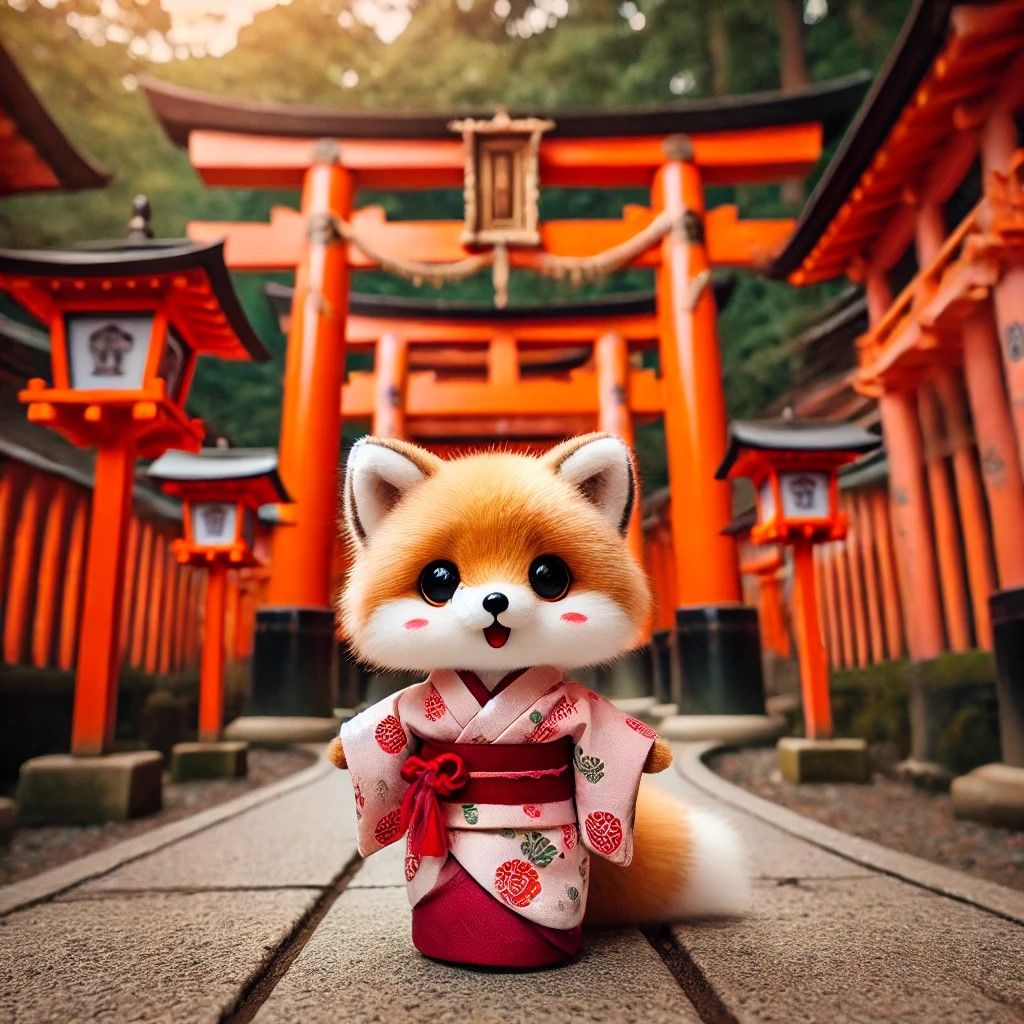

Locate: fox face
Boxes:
[339,433,652,676]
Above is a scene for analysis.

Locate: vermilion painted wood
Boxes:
[931,368,996,649]
[198,561,228,743]
[70,442,136,755]
[841,495,871,668]
[187,123,824,190]
[595,331,644,566]
[854,490,886,666]
[4,474,46,665]
[793,540,833,740]
[0,463,24,628]
[879,390,946,661]
[869,488,905,661]
[962,312,1024,590]
[373,332,408,440]
[188,206,793,273]
[918,383,972,652]
[118,517,141,661]
[265,157,354,609]
[834,540,855,669]
[58,492,88,671]
[143,533,167,676]
[129,523,153,671]
[653,156,741,607]
[31,481,70,668]
[818,545,841,668]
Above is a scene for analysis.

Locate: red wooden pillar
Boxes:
[258,143,354,723]
[854,491,885,665]
[32,481,71,668]
[595,330,643,565]
[198,561,228,742]
[652,138,764,715]
[870,488,904,660]
[372,331,408,440]
[962,312,1024,590]
[918,384,971,651]
[3,473,47,664]
[58,492,89,671]
[879,389,945,661]
[793,541,833,739]
[71,441,137,756]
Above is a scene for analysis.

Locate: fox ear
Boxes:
[344,437,441,546]
[543,433,637,535]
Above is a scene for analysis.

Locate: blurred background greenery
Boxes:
[0,0,909,477]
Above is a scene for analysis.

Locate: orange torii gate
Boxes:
[145,75,864,728]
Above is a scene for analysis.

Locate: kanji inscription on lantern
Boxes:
[781,471,829,518]
[450,109,554,248]
[193,501,236,545]
[67,314,153,389]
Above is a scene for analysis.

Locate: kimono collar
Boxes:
[456,669,526,707]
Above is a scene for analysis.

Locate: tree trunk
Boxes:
[775,0,808,206]
[708,5,730,96]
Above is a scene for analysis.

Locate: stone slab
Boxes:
[671,875,1024,1022]
[170,741,248,781]
[251,886,702,1024]
[224,716,339,743]
[0,889,320,1024]
[659,713,786,744]
[80,767,356,892]
[348,836,407,889]
[777,736,870,784]
[16,751,163,826]
[951,761,1024,828]
[0,797,14,846]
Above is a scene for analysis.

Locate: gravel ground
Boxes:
[711,746,1024,893]
[0,746,316,886]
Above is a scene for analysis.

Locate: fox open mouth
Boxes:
[483,621,512,649]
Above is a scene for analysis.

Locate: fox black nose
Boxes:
[483,592,509,616]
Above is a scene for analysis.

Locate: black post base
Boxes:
[250,607,335,719]
[990,586,1024,768]
[336,640,365,713]
[671,605,767,716]
[650,630,673,706]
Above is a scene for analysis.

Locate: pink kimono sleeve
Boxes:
[338,687,419,857]
[567,686,656,866]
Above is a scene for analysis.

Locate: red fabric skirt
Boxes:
[412,858,583,969]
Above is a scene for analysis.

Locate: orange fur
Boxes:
[585,782,693,927]
[340,437,651,662]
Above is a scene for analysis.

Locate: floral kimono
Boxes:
[338,665,656,968]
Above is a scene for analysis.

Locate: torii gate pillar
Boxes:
[246,143,353,737]
[652,138,768,721]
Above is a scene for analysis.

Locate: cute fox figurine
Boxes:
[329,433,749,968]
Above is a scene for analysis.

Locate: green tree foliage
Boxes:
[0,0,910,457]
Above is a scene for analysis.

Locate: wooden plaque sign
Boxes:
[449,109,553,248]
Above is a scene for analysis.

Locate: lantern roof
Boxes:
[0,200,268,363]
[717,418,881,479]
[143,74,867,147]
[0,41,110,195]
[148,447,289,504]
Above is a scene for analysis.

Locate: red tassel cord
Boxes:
[398,753,468,858]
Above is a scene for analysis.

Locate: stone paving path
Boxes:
[2,744,1024,1024]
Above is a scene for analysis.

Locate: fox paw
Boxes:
[326,736,347,770]
[643,738,672,774]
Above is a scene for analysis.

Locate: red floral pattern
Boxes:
[523,804,542,818]
[374,808,402,845]
[494,859,542,908]
[404,855,420,881]
[561,824,578,850]
[423,684,447,722]
[374,715,407,754]
[625,717,657,739]
[585,811,623,855]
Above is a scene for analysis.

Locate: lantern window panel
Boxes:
[66,312,154,391]
[158,327,190,401]
[191,501,237,546]
[779,471,831,520]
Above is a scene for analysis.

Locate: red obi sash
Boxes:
[397,738,573,859]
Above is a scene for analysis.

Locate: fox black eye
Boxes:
[529,555,572,601]
[418,560,460,605]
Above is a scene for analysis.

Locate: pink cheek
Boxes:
[561,612,588,624]
[404,618,429,630]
